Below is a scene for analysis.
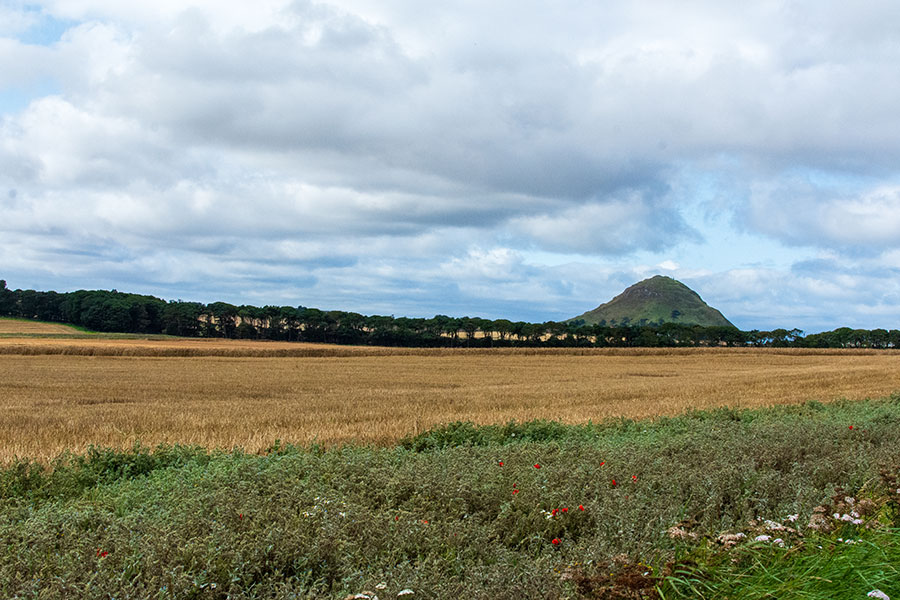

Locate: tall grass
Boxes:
[661,528,900,599]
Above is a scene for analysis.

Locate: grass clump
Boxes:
[659,480,900,599]
[1,395,900,599]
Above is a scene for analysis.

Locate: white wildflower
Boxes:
[773,538,784,547]
[398,590,414,597]
[376,583,387,590]
[833,513,841,519]
[841,514,854,522]
[754,535,771,542]
[852,519,863,525]
[868,590,890,600]
[844,496,855,505]
[763,519,783,530]
[786,514,799,522]
[851,511,860,518]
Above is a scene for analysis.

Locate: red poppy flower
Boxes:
[600,462,605,467]
[512,489,519,495]
[395,515,400,521]
[498,461,504,466]
[534,464,541,469]
[96,548,108,558]
[552,508,559,516]
[612,479,617,486]
[849,425,854,430]
[578,505,585,511]
[513,483,517,488]
[561,507,568,513]
[238,513,243,520]
[551,538,561,546]
[632,475,637,481]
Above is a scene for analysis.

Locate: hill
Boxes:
[570,275,735,327]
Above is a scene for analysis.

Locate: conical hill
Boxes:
[569,275,734,327]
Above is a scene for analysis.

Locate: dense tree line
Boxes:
[1,280,897,349]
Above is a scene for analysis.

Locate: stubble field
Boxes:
[1,332,898,462]
[0,317,83,335]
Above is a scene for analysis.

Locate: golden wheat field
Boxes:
[1,329,899,462]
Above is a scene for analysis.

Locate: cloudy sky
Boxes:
[2,1,900,332]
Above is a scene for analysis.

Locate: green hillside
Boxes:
[570,275,735,327]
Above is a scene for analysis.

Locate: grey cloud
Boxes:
[742,178,900,252]
[23,1,900,213]
[50,5,681,205]
[695,262,900,332]
[510,189,699,255]
[7,1,900,329]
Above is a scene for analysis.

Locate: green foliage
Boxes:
[2,396,900,598]
[0,443,211,503]
[662,527,900,599]
[400,419,577,451]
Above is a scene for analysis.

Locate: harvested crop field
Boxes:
[0,317,83,335]
[1,335,898,462]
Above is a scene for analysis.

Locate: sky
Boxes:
[1,1,900,333]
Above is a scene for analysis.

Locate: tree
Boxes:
[870,328,889,349]
[888,330,900,349]
[458,317,477,346]
[299,308,327,342]
[236,321,258,339]
[473,317,495,346]
[0,280,11,316]
[162,301,204,337]
[207,302,238,338]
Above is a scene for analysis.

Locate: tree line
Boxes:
[0,280,897,349]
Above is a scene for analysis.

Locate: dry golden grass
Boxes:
[0,335,379,357]
[1,335,899,462]
[0,318,82,335]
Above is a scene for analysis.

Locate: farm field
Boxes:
[1,333,899,461]
[2,322,900,599]
[0,317,84,335]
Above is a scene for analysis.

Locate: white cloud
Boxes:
[440,247,527,282]
[746,180,900,250]
[511,193,696,255]
[3,1,900,328]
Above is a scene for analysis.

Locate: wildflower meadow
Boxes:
[1,395,899,598]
